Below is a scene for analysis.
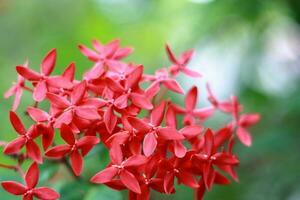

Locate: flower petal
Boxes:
[75,106,100,120]
[45,145,70,158]
[46,93,71,109]
[239,114,260,127]
[163,172,175,194]
[53,110,73,128]
[113,47,133,60]
[62,62,75,81]
[90,166,118,184]
[204,129,214,155]
[104,105,118,133]
[70,150,83,176]
[3,137,26,154]
[1,181,26,195]
[177,171,198,188]
[71,81,87,105]
[33,80,47,102]
[150,101,166,126]
[179,125,202,138]
[60,124,75,145]
[181,67,202,77]
[123,155,148,167]
[27,107,49,122]
[16,66,41,81]
[33,187,60,200]
[236,127,252,147]
[158,127,184,140]
[126,65,143,89]
[109,144,123,165]
[9,111,26,135]
[78,45,99,61]
[165,44,178,64]
[163,79,184,94]
[185,86,198,111]
[84,62,104,80]
[25,162,39,189]
[103,39,120,57]
[77,136,100,149]
[47,76,73,89]
[174,141,187,158]
[12,88,23,111]
[26,140,42,164]
[41,49,56,76]
[127,117,151,133]
[143,132,157,157]
[120,170,141,194]
[130,93,153,110]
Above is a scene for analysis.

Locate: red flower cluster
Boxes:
[2,39,260,200]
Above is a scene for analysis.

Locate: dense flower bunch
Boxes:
[1,39,260,200]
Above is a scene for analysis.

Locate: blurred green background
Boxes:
[1,0,300,199]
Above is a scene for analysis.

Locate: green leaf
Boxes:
[84,186,122,200]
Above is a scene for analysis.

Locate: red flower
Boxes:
[128,156,164,200]
[128,101,184,156]
[160,154,199,194]
[4,61,28,111]
[106,65,153,110]
[45,124,99,176]
[4,111,42,163]
[165,44,201,77]
[16,49,72,102]
[78,39,133,69]
[91,144,147,194]
[46,81,103,128]
[172,86,214,125]
[193,129,239,190]
[206,83,233,113]
[144,68,184,97]
[1,162,60,200]
[231,96,261,146]
[27,107,56,150]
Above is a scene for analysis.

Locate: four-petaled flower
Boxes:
[16,49,73,102]
[165,44,201,77]
[231,96,261,146]
[4,61,28,111]
[171,86,215,125]
[128,101,184,156]
[45,124,100,176]
[4,111,42,163]
[91,144,148,194]
[1,162,60,200]
[193,129,239,190]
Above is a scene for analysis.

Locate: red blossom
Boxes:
[1,162,60,200]
[165,44,201,77]
[192,129,239,190]
[4,61,28,111]
[4,111,42,163]
[16,49,73,102]
[46,81,103,128]
[45,124,99,176]
[91,144,148,194]
[144,68,184,97]
[128,101,184,156]
[231,96,261,146]
[172,86,215,125]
